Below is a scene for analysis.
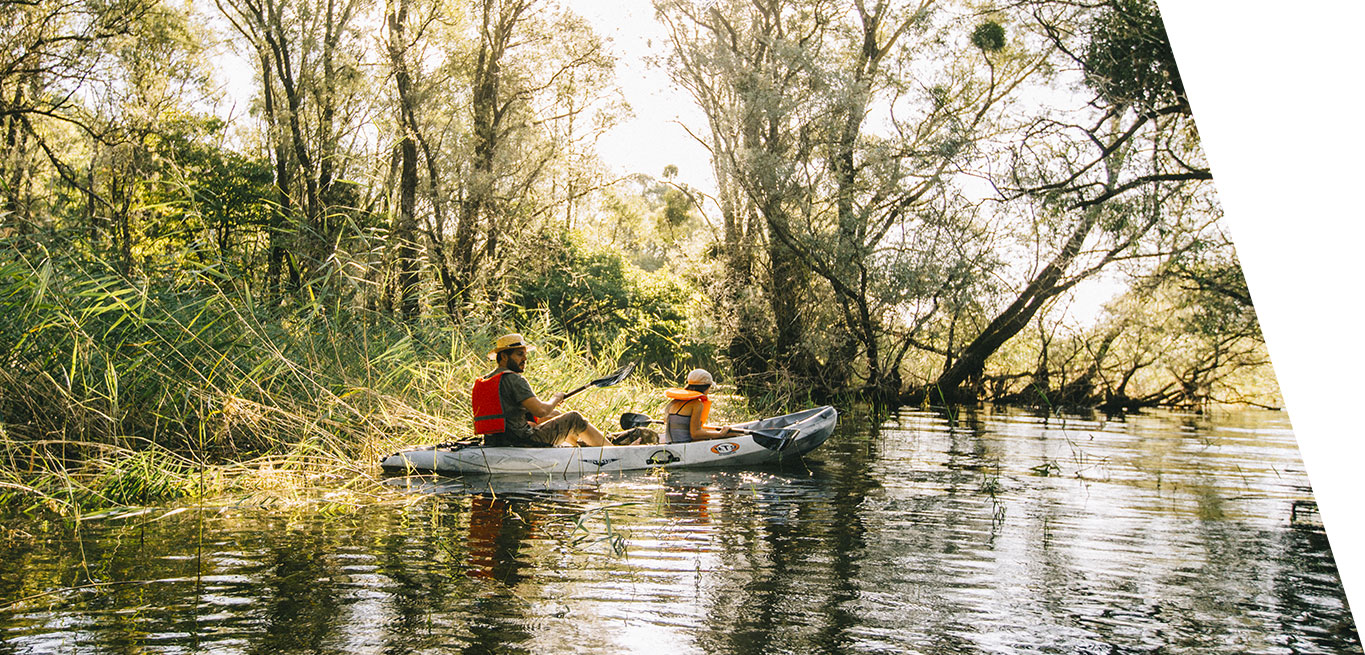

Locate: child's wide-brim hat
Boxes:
[686,368,714,386]
[488,333,536,360]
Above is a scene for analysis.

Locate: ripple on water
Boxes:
[0,408,1357,655]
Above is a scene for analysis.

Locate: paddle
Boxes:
[619,412,660,429]
[618,411,799,445]
[564,361,636,399]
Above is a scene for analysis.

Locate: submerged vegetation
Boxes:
[0,0,1279,511]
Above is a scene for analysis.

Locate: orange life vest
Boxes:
[664,388,710,443]
[473,370,541,435]
[472,371,509,435]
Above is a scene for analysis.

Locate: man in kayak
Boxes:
[472,333,608,448]
[661,368,737,443]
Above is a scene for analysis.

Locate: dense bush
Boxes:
[508,233,710,378]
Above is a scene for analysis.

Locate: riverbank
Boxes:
[0,252,768,517]
[0,245,1269,517]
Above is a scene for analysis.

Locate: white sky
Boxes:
[566,1,716,192]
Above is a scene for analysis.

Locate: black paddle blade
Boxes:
[565,362,638,400]
[620,411,654,430]
[592,361,635,388]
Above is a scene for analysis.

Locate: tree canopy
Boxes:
[0,0,1276,412]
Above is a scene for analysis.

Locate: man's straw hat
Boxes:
[488,333,536,360]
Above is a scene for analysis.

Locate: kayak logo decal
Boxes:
[584,458,619,468]
[710,442,740,455]
[647,450,680,466]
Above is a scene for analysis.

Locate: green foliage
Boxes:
[87,449,195,507]
[144,127,277,268]
[0,0,1273,464]
[979,265,1276,410]
[0,239,721,514]
[1173,260,1259,340]
[1084,0,1186,109]
[510,233,631,333]
[971,21,1006,52]
[657,187,694,234]
[508,233,704,377]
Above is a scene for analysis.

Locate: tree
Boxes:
[1054,245,1270,411]
[660,0,1038,400]
[85,1,216,272]
[1,0,163,233]
[214,0,369,295]
[385,0,420,317]
[372,0,619,315]
[658,0,794,382]
[930,0,1212,398]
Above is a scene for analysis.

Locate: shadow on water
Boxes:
[0,407,1359,654]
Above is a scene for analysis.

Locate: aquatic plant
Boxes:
[567,503,635,557]
[86,448,196,507]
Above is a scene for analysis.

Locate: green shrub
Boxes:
[509,233,706,377]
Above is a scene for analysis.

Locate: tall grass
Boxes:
[0,243,741,516]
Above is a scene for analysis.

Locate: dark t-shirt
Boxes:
[496,371,536,440]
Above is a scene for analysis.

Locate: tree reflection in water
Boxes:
[0,408,1358,654]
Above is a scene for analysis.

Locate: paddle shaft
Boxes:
[621,413,788,439]
[562,362,635,399]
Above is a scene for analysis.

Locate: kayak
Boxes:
[379,405,838,475]
[382,467,820,497]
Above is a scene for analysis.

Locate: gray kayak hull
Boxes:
[380,406,837,475]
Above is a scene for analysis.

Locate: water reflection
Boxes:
[0,408,1359,654]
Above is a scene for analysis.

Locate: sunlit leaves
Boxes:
[508,233,702,377]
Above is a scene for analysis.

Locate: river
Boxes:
[1,406,1358,654]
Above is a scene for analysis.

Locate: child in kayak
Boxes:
[660,369,737,444]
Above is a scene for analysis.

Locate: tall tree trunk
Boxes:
[453,0,525,304]
[395,138,418,317]
[717,157,767,379]
[935,206,1102,393]
[2,83,24,225]
[825,0,923,400]
[387,0,419,318]
[413,126,459,317]
[269,37,321,268]
[259,54,291,299]
[762,202,809,369]
[316,0,357,256]
[745,79,811,379]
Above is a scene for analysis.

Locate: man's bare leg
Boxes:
[569,423,606,447]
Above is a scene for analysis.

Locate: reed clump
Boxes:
[0,245,728,517]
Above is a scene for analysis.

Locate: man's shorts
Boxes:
[526,411,589,445]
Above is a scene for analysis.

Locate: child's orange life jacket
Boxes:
[663,388,711,443]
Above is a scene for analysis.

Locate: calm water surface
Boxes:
[1,407,1359,654]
